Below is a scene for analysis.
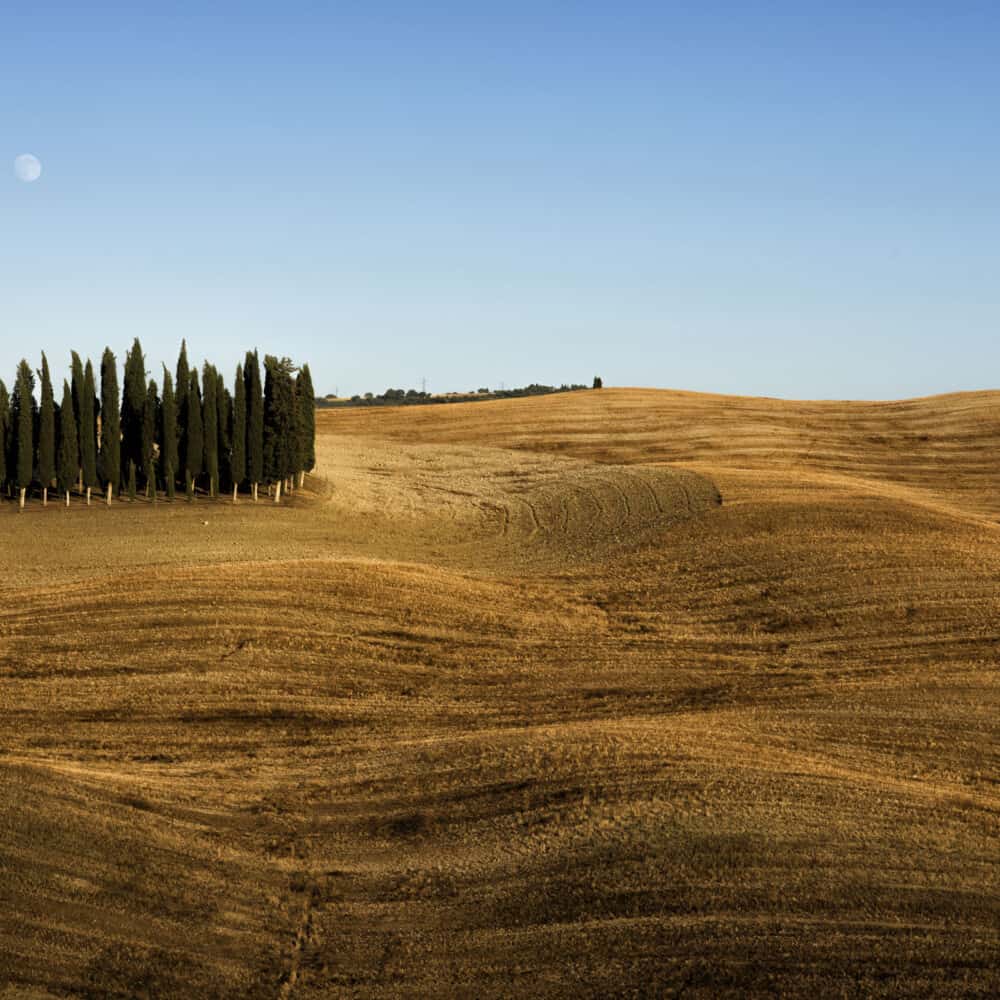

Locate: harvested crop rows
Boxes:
[1,388,998,997]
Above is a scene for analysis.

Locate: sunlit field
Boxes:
[2,387,998,998]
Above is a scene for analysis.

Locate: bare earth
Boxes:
[1,387,998,998]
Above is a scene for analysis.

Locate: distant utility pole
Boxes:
[421,376,426,394]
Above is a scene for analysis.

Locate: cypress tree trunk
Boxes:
[274,479,282,504]
[233,483,238,504]
[166,463,175,500]
[86,487,92,506]
[128,461,137,501]
[43,487,48,507]
[65,490,70,507]
[19,487,26,512]
[106,482,113,506]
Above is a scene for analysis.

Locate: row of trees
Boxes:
[0,341,316,511]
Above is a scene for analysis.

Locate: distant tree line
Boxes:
[0,340,316,511]
[323,378,601,409]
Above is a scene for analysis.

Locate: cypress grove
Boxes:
[2,344,314,510]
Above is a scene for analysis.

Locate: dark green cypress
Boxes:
[57,380,78,505]
[81,361,99,504]
[37,354,56,505]
[230,363,246,502]
[288,373,302,490]
[121,338,146,493]
[297,363,317,480]
[160,368,178,500]
[174,340,191,410]
[216,369,230,491]
[12,360,36,509]
[71,351,85,489]
[202,363,219,497]
[143,379,158,500]
[245,350,264,501]
[99,348,121,504]
[0,380,9,497]
[263,355,295,501]
[184,369,204,497]
[175,340,189,494]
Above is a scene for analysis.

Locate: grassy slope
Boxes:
[1,388,998,998]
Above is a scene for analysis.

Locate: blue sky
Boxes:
[2,2,998,398]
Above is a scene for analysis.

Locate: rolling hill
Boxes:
[1,388,998,998]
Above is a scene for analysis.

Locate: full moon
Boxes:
[14,154,42,183]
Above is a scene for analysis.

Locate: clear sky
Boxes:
[2,2,998,399]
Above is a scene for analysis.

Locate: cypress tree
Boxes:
[287,373,301,493]
[202,363,219,498]
[174,340,191,408]
[175,340,189,495]
[160,368,178,500]
[296,363,317,485]
[71,351,85,490]
[184,369,204,498]
[216,369,230,492]
[0,380,8,498]
[143,379,158,500]
[57,380,78,506]
[37,354,56,506]
[230,363,246,503]
[121,338,146,496]
[12,360,36,510]
[81,361,99,505]
[245,350,264,501]
[99,348,121,505]
[263,355,295,503]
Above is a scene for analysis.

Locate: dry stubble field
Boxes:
[1,387,998,998]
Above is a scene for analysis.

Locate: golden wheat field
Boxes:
[1,387,998,998]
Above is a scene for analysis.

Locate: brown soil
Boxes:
[1,387,997,998]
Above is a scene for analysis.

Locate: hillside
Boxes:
[1,388,998,998]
